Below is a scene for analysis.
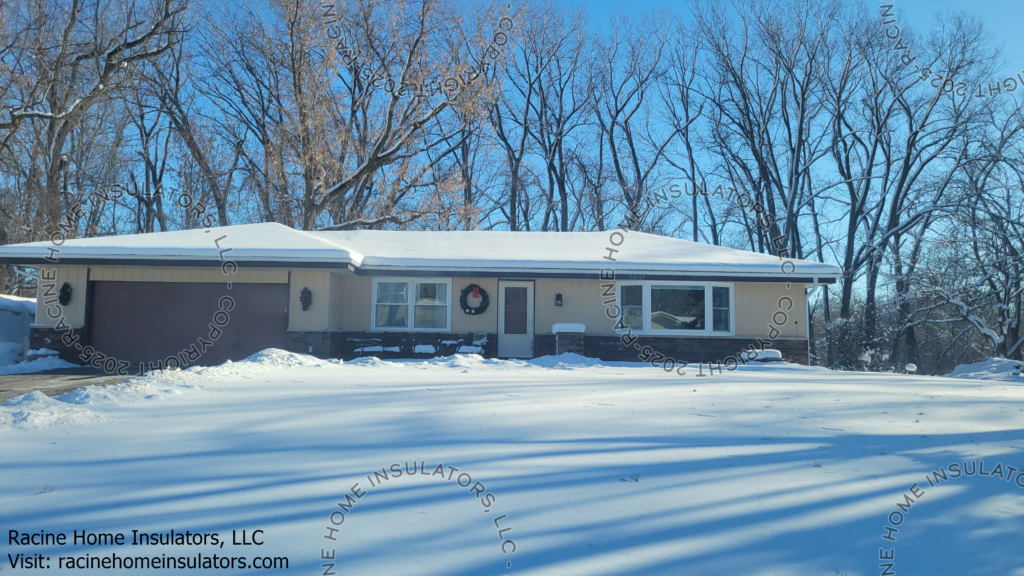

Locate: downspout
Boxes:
[805,277,820,344]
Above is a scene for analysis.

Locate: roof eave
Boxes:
[353,265,840,283]
[0,256,358,269]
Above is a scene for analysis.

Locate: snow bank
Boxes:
[0,356,79,375]
[0,341,23,366]
[0,391,105,430]
[240,348,331,368]
[420,354,527,371]
[529,352,605,369]
[62,349,331,406]
[947,358,1021,381]
[149,349,331,385]
[57,377,192,405]
[0,293,35,314]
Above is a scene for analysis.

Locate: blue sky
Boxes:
[576,0,1024,76]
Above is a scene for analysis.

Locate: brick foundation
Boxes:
[579,335,809,365]
[530,334,808,364]
[35,324,808,366]
[285,330,332,358]
[28,326,88,364]
[555,332,584,355]
[283,331,499,360]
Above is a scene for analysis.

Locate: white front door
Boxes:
[498,281,534,358]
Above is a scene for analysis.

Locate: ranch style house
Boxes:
[0,223,842,369]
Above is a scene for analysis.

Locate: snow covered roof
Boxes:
[0,223,360,267]
[0,222,842,281]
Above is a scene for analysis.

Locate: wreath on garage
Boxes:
[300,287,312,311]
[459,284,489,315]
[58,282,73,306]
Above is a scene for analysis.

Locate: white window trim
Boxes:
[616,281,735,336]
[370,277,453,332]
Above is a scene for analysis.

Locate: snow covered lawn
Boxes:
[1,351,1022,575]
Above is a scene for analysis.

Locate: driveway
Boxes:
[0,367,136,403]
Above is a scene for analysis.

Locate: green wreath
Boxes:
[300,287,312,311]
[58,282,73,306]
[459,284,490,315]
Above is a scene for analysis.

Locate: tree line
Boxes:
[2,0,1022,373]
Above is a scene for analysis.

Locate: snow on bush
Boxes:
[947,358,1021,381]
[747,349,784,362]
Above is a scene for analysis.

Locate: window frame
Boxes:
[616,281,735,336]
[370,277,453,332]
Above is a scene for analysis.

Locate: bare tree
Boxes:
[0,0,181,230]
[594,9,679,230]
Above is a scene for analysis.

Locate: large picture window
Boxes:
[651,285,705,330]
[372,278,451,331]
[617,282,733,335]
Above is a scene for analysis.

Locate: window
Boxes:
[414,282,448,329]
[651,285,704,330]
[712,286,730,332]
[375,282,408,328]
[503,286,529,334]
[619,284,643,330]
[616,282,733,335]
[373,278,451,331]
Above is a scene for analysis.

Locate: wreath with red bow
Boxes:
[459,284,490,315]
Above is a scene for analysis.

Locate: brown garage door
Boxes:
[88,281,289,366]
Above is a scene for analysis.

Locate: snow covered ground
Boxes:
[1,350,1022,575]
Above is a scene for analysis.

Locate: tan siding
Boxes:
[35,266,88,327]
[88,266,287,284]
[450,277,498,333]
[335,275,372,331]
[535,279,615,334]
[288,270,330,330]
[328,273,343,329]
[734,282,806,338]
